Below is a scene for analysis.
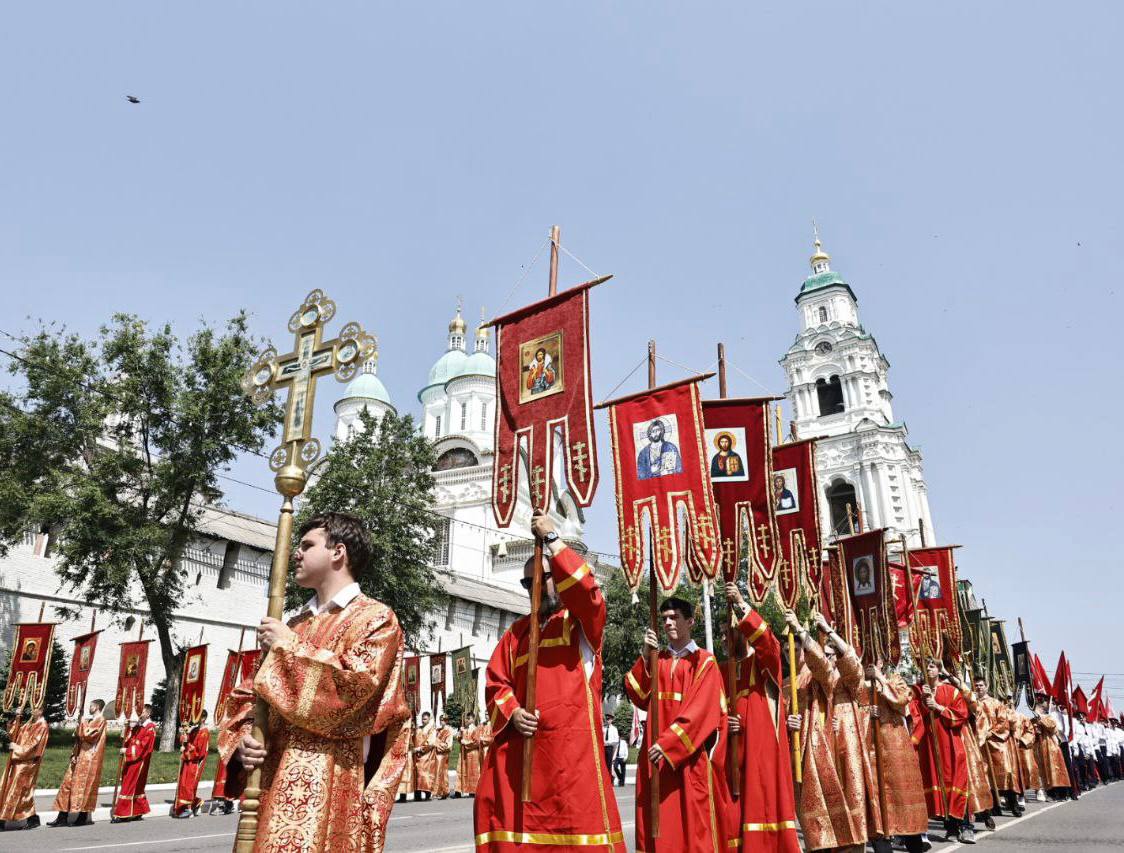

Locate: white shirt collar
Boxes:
[301,581,362,617]
[668,640,699,658]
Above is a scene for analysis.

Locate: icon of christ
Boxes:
[709,432,745,479]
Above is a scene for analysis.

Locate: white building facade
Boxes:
[781,236,936,547]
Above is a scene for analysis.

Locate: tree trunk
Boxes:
[156,620,184,753]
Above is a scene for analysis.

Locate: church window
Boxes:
[460,401,468,432]
[434,517,451,567]
[435,447,480,471]
[435,415,442,438]
[816,375,845,416]
[826,480,860,536]
[818,306,829,323]
[480,402,488,432]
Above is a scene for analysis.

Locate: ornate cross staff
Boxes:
[233,289,375,853]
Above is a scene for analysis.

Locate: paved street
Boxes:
[3,782,1121,852]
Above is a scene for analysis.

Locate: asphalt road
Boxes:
[3,782,1120,852]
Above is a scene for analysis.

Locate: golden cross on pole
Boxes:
[233,289,375,853]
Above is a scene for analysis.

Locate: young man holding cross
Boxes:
[474,511,625,852]
[625,595,736,852]
[220,512,411,853]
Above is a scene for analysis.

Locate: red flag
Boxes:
[238,648,262,681]
[178,644,209,725]
[606,377,722,592]
[907,546,962,662]
[115,640,154,720]
[66,630,102,718]
[700,398,778,598]
[2,622,56,713]
[888,563,921,628]
[770,438,822,608]
[1031,654,1051,697]
[1073,685,1089,716]
[1089,677,1105,722]
[1052,652,1070,708]
[213,650,241,724]
[837,529,901,665]
[491,280,601,526]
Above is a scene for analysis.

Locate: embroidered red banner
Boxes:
[491,281,603,526]
[66,630,102,718]
[816,546,843,625]
[213,649,241,724]
[2,623,56,713]
[888,563,922,628]
[239,648,262,681]
[430,652,446,713]
[404,655,421,713]
[115,639,154,720]
[607,377,722,592]
[701,398,777,599]
[837,529,901,665]
[179,644,209,725]
[770,438,822,608]
[907,546,962,662]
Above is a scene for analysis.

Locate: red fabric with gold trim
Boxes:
[907,547,962,662]
[179,644,209,725]
[817,546,844,625]
[837,530,901,664]
[115,639,154,720]
[213,650,240,724]
[238,648,261,681]
[2,623,55,713]
[888,563,922,628]
[404,655,421,713]
[608,378,722,592]
[491,282,599,526]
[65,630,101,717]
[770,438,821,608]
[701,398,777,599]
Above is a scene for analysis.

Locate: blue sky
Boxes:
[3,3,1120,701]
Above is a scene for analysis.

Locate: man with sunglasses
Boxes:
[474,510,626,852]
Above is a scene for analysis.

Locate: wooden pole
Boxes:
[774,404,783,447]
[787,631,802,784]
[924,654,951,819]
[646,339,660,839]
[520,225,560,803]
[37,602,45,622]
[91,609,96,633]
[869,674,890,834]
[717,344,741,800]
[846,503,857,536]
[918,517,928,548]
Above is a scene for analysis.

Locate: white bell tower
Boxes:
[780,229,936,546]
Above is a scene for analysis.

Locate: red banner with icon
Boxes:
[430,652,446,713]
[837,529,901,665]
[701,398,778,600]
[888,563,922,628]
[115,640,154,720]
[491,280,603,526]
[66,630,102,718]
[770,438,822,608]
[213,649,241,724]
[2,623,56,713]
[607,377,722,592]
[179,644,209,725]
[907,546,962,663]
[404,655,421,714]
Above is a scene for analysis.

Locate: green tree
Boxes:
[0,314,281,750]
[293,408,445,648]
[45,637,70,724]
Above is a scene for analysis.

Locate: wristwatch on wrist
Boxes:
[542,531,560,545]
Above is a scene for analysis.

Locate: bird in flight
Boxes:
[126,95,141,104]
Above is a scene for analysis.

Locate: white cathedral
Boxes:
[781,235,936,548]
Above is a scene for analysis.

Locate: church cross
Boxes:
[694,513,716,551]
[656,526,674,565]
[571,441,589,482]
[721,537,735,574]
[530,465,547,508]
[498,464,513,504]
[620,529,640,563]
[756,522,772,560]
[779,559,795,589]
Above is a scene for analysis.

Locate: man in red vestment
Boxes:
[910,661,974,844]
[112,704,157,822]
[474,511,625,852]
[625,597,736,852]
[171,709,211,817]
[725,583,800,853]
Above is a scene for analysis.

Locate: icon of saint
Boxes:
[637,418,682,480]
[710,432,744,478]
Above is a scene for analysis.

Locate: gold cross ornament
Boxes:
[242,289,376,497]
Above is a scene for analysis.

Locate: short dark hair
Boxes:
[143,703,152,713]
[200,709,209,719]
[659,596,694,619]
[92,698,105,711]
[299,512,372,578]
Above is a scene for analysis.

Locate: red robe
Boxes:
[474,547,625,852]
[625,645,737,852]
[113,720,156,819]
[173,723,211,814]
[729,609,799,853]
[211,755,233,800]
[910,683,969,820]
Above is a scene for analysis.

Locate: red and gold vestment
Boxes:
[909,683,969,820]
[0,717,48,821]
[53,714,108,814]
[173,723,211,815]
[113,719,156,819]
[865,674,927,836]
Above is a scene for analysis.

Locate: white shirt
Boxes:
[669,640,700,658]
[299,581,367,759]
[603,722,622,759]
